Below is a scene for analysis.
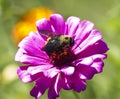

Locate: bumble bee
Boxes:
[40,30,74,56]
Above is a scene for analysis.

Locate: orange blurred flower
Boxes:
[12,7,54,44]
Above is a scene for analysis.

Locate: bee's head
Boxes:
[59,35,74,47]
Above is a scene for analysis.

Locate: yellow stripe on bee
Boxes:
[46,37,51,44]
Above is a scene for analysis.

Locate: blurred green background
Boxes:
[0,0,120,99]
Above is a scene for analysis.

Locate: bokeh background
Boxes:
[0,0,120,99]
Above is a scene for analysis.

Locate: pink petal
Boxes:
[15,48,26,62]
[19,54,50,65]
[72,20,94,50]
[62,76,72,90]
[76,40,109,58]
[73,79,86,92]
[65,16,80,36]
[50,14,65,34]
[17,66,46,83]
[28,64,53,75]
[74,20,94,41]
[36,18,53,32]
[72,54,107,79]
[30,76,51,99]
[44,67,60,78]
[17,32,48,59]
[73,54,106,67]
[72,57,93,67]
[17,66,32,83]
[78,66,97,80]
[48,74,61,99]
[73,29,102,55]
[61,66,75,75]
[91,54,107,72]
[19,32,45,49]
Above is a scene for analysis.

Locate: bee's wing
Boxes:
[39,30,55,37]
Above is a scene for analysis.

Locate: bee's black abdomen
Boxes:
[45,36,61,55]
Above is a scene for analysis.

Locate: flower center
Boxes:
[49,48,76,66]
[44,35,76,66]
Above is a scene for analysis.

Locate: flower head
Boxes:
[15,14,109,99]
[12,7,54,44]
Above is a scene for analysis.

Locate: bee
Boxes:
[40,30,74,56]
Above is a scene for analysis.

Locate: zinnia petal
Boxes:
[73,29,102,55]
[30,76,51,99]
[17,66,32,83]
[74,20,94,41]
[15,48,26,62]
[78,66,97,80]
[48,74,61,99]
[72,72,86,92]
[61,66,75,75]
[73,54,106,79]
[50,14,65,34]
[19,32,45,49]
[77,40,109,58]
[44,67,60,78]
[28,64,53,75]
[65,16,80,36]
[62,76,72,90]
[36,18,52,32]
[73,79,86,92]
[18,54,50,65]
[90,54,107,72]
[17,32,48,59]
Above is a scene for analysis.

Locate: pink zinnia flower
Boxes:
[15,14,108,99]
